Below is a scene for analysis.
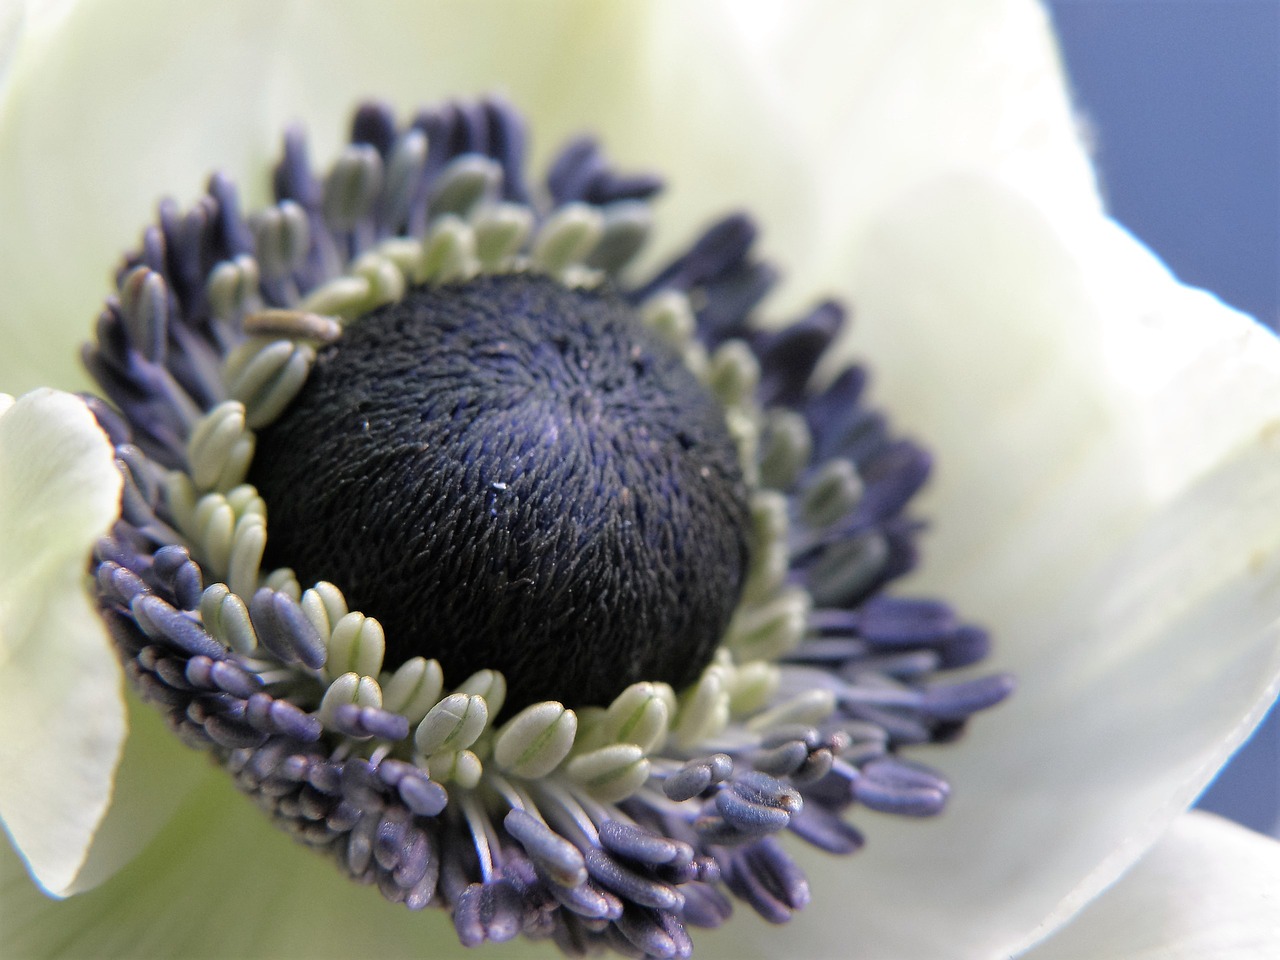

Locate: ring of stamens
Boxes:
[87,98,1014,956]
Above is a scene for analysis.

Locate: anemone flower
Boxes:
[2,1,1279,958]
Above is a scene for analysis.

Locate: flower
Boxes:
[1,1,1279,958]
[57,88,1018,954]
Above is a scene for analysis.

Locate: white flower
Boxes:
[1,1,1278,957]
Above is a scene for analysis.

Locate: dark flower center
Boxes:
[250,273,752,711]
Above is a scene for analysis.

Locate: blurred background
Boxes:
[1046,0,1280,836]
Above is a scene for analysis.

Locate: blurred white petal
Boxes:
[0,0,1091,390]
[1025,811,1280,960]
[694,175,1280,958]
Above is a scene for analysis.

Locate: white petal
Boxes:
[0,389,125,897]
[689,175,1280,958]
[0,0,651,392]
[620,0,1102,309]
[0,0,1089,387]
[0,5,22,88]
[759,176,1280,958]
[1024,811,1280,960]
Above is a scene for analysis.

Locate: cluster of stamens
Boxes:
[83,97,1012,958]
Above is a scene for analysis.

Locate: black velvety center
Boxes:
[250,274,752,711]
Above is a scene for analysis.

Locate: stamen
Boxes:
[662,755,735,803]
[242,309,343,343]
[504,808,588,888]
[460,793,498,882]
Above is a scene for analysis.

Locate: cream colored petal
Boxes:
[0,4,22,89]
[707,176,1280,959]
[622,0,1101,313]
[0,0,650,393]
[1024,812,1280,960]
[0,389,124,897]
[0,0,1088,389]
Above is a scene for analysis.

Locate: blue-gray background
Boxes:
[1046,0,1280,836]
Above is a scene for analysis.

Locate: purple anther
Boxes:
[856,596,956,648]
[657,858,698,886]
[331,703,366,738]
[938,625,992,669]
[758,727,821,752]
[172,560,204,610]
[374,807,410,871]
[202,715,268,750]
[714,772,801,836]
[82,395,132,446]
[325,799,361,833]
[132,670,187,708]
[753,740,809,778]
[99,562,148,604]
[615,904,687,960]
[151,544,189,578]
[183,655,215,690]
[397,774,448,818]
[191,691,245,721]
[306,760,341,795]
[345,812,378,875]
[543,876,617,921]
[404,867,438,912]
[662,754,734,802]
[356,706,410,741]
[692,814,748,847]
[583,847,683,913]
[130,594,225,660]
[118,465,156,528]
[679,882,733,929]
[453,880,525,947]
[297,786,333,822]
[207,172,255,256]
[339,758,385,810]
[784,636,868,660]
[206,659,263,699]
[249,588,326,669]
[242,691,270,727]
[920,672,1016,720]
[244,739,290,782]
[598,820,687,867]
[851,758,948,817]
[792,746,835,785]
[153,656,194,692]
[727,837,810,923]
[788,804,864,855]
[268,698,323,742]
[505,809,587,888]
[638,214,757,297]
[752,300,845,409]
[693,856,721,885]
[278,754,312,782]
[377,868,409,905]
[392,828,435,890]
